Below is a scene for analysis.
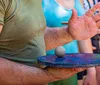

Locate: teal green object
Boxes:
[42,0,85,85]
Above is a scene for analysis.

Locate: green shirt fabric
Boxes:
[49,75,77,85]
[0,0,46,66]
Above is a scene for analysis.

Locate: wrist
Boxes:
[45,67,61,81]
[87,67,96,75]
[43,68,57,83]
[58,27,74,43]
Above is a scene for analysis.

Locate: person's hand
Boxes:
[92,9,100,29]
[92,46,96,50]
[46,67,86,81]
[83,72,97,85]
[68,3,100,40]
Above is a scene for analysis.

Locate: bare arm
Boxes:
[78,39,93,53]
[78,39,96,85]
[78,39,96,73]
[0,25,55,85]
[0,25,85,85]
[44,3,100,51]
[0,57,85,85]
[0,58,54,85]
[45,26,73,50]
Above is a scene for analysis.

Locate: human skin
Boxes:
[48,1,97,85]
[85,2,100,85]
[78,39,97,85]
[45,3,100,50]
[0,2,100,85]
[96,66,100,85]
[56,0,75,9]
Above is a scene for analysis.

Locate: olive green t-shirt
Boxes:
[0,0,46,66]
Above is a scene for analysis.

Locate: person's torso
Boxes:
[0,0,46,65]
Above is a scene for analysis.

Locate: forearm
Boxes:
[45,27,73,50]
[0,58,84,85]
[86,67,96,75]
[0,58,55,85]
[78,39,93,53]
[78,39,96,75]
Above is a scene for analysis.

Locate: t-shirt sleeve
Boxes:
[0,0,9,25]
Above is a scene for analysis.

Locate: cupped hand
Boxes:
[46,67,86,80]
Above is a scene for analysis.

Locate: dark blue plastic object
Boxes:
[38,53,100,68]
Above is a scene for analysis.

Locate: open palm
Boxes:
[68,3,100,40]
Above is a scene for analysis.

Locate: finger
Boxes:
[92,46,96,50]
[83,82,89,85]
[70,9,78,21]
[96,21,100,28]
[85,2,100,17]
[83,80,88,85]
[97,29,100,34]
[93,13,100,22]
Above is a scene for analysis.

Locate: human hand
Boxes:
[92,46,96,50]
[68,3,100,40]
[83,72,97,85]
[46,67,86,81]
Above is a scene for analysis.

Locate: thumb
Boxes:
[92,46,96,50]
[97,29,100,34]
[83,78,88,85]
[70,9,78,21]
